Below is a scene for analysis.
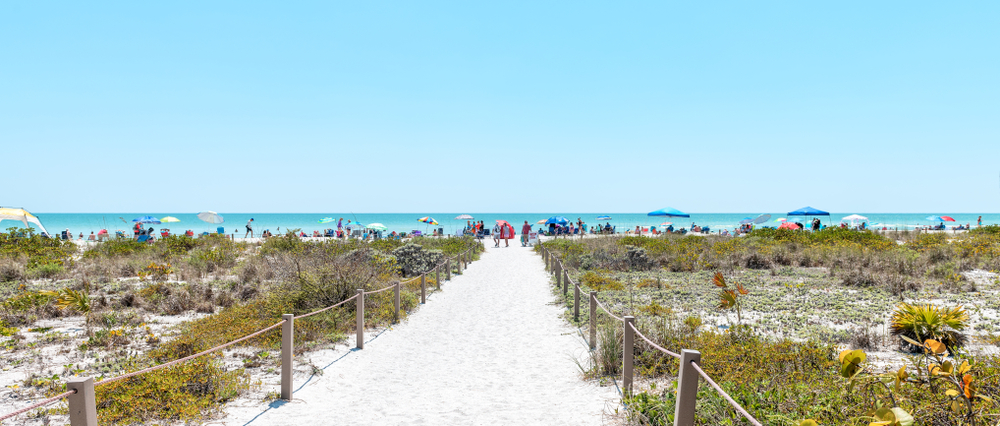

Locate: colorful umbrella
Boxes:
[940,216,956,222]
[318,217,335,224]
[536,219,547,225]
[132,216,161,224]
[596,215,612,220]
[197,211,224,224]
[418,216,439,225]
[660,222,673,226]
[926,216,943,222]
[160,216,181,223]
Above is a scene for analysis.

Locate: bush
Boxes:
[0,227,75,267]
[890,303,968,352]
[391,243,443,277]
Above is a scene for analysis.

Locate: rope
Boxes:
[628,322,681,359]
[594,297,624,322]
[365,283,396,295]
[294,294,359,320]
[96,321,283,386]
[0,390,76,421]
[691,361,763,426]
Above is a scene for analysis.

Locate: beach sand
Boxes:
[220,241,617,425]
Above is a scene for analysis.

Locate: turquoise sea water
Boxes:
[10,213,1000,237]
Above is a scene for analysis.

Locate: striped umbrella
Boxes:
[418,216,439,225]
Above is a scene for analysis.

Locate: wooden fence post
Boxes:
[446,260,451,281]
[555,262,562,287]
[420,274,426,304]
[435,267,441,290]
[573,280,580,322]
[67,377,97,426]
[623,316,635,395]
[674,349,702,426]
[589,291,597,350]
[563,269,569,295]
[356,289,365,349]
[281,314,294,400]
[394,281,400,323]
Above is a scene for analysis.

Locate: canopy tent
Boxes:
[648,207,690,218]
[788,206,830,216]
[0,207,48,235]
[545,216,570,225]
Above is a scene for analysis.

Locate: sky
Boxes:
[1,2,998,213]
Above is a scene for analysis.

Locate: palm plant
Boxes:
[890,303,968,352]
[713,272,747,325]
[40,288,92,332]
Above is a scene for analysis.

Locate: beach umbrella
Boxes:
[536,219,547,225]
[366,223,387,231]
[775,218,787,222]
[753,214,772,224]
[545,216,570,225]
[788,207,830,216]
[596,215,612,220]
[160,216,181,223]
[0,207,49,235]
[926,216,943,222]
[455,214,474,220]
[660,222,673,226]
[841,214,868,226]
[648,207,690,218]
[197,211,225,224]
[739,217,754,225]
[132,216,161,224]
[418,216,439,225]
[940,216,956,222]
[778,221,801,230]
[318,217,335,224]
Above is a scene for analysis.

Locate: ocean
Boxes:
[9,213,1000,237]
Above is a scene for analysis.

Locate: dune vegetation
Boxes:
[542,227,1000,425]
[0,227,481,425]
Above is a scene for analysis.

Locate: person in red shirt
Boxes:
[521,221,532,247]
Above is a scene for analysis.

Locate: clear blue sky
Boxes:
[2,2,998,213]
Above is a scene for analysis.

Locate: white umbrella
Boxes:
[841,214,868,224]
[197,211,224,224]
[455,214,474,220]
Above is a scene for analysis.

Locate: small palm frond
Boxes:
[712,272,727,288]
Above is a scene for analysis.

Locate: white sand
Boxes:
[221,242,617,425]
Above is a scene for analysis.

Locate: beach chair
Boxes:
[217,227,225,235]
[137,235,151,243]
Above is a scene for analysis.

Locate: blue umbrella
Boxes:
[545,216,570,225]
[648,207,690,218]
[739,217,754,225]
[132,216,161,224]
[926,215,943,222]
[596,215,612,220]
[787,206,830,216]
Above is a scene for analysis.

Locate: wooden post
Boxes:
[420,274,426,304]
[674,349,702,426]
[589,291,597,350]
[435,267,441,290]
[563,269,569,295]
[574,280,580,322]
[623,316,635,395]
[394,281,400,323]
[356,289,364,349]
[281,314,293,400]
[67,377,97,426]
[446,260,451,281]
[555,262,562,287]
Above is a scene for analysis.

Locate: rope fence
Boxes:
[0,243,483,425]
[539,242,763,426]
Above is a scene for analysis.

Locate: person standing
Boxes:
[492,222,502,247]
[521,220,532,247]
[245,218,255,238]
[501,222,513,247]
[978,216,982,228]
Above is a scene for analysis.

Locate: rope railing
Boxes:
[0,244,482,424]
[0,389,76,422]
[539,241,762,426]
[691,361,763,426]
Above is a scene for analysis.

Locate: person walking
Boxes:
[245,218,255,238]
[501,222,513,247]
[521,220,531,247]
[492,222,502,247]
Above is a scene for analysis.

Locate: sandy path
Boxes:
[221,243,616,425]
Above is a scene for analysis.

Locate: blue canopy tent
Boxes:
[787,207,829,217]
[545,216,570,225]
[787,207,829,230]
[648,208,690,218]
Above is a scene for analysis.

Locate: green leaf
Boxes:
[890,407,914,426]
